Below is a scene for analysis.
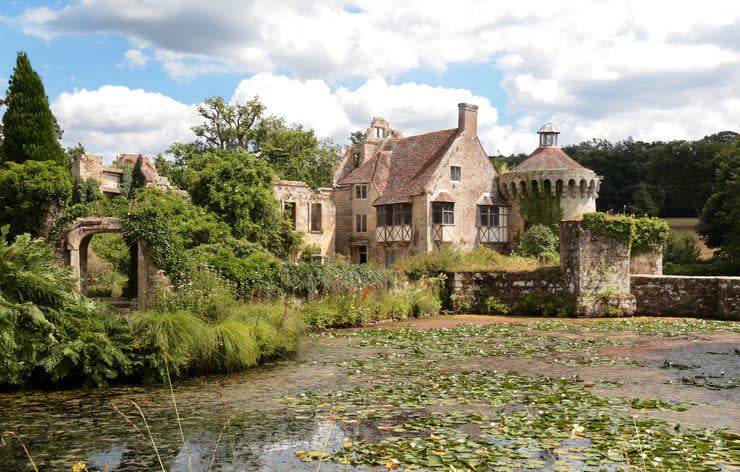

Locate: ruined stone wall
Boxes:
[630,249,663,275]
[274,180,335,256]
[560,220,635,316]
[332,186,352,258]
[630,275,740,320]
[446,268,564,310]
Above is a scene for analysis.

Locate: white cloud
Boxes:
[236,73,534,154]
[52,85,200,160]
[17,0,740,148]
[123,49,148,68]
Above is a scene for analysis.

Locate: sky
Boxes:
[1,0,739,161]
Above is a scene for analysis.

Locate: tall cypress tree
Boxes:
[1,52,65,165]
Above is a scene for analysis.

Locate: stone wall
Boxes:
[631,275,740,320]
[274,179,336,257]
[445,268,564,312]
[630,249,663,275]
[560,220,636,316]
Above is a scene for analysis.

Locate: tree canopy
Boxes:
[166,95,340,189]
[698,139,740,262]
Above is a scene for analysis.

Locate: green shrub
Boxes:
[515,224,558,259]
[663,259,740,276]
[480,296,510,315]
[632,217,671,255]
[412,292,441,317]
[663,232,701,265]
[450,291,475,313]
[582,212,669,255]
[513,292,572,317]
[73,178,103,204]
[395,246,548,280]
[0,228,131,387]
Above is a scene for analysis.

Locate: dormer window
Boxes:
[353,152,361,168]
[355,184,367,199]
[450,166,461,181]
[373,126,385,138]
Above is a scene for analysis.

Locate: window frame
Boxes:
[355,213,367,233]
[432,202,455,225]
[450,166,462,182]
[355,184,368,200]
[310,203,322,232]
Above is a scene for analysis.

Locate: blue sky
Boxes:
[2,1,739,160]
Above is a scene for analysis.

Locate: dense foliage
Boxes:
[698,139,740,263]
[0,52,65,167]
[518,183,563,232]
[663,232,701,265]
[581,212,670,255]
[0,160,72,239]
[165,96,341,190]
[0,227,130,387]
[184,149,298,255]
[514,224,559,260]
[73,177,103,204]
[0,52,71,239]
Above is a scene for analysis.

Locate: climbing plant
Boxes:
[581,212,669,255]
[518,180,563,233]
[122,206,190,286]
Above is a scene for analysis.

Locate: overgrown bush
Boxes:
[515,224,559,260]
[395,246,548,280]
[663,232,701,265]
[301,283,441,330]
[480,296,510,315]
[128,267,304,382]
[582,212,670,255]
[512,292,572,317]
[0,227,131,387]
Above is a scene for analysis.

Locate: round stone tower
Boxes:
[498,123,601,238]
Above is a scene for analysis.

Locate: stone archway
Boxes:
[57,216,158,310]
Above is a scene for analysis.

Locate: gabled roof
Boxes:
[513,146,584,172]
[337,128,460,205]
[373,129,459,205]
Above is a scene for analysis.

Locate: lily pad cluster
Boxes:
[285,319,740,470]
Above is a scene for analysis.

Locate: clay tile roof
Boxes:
[433,191,455,202]
[373,129,459,205]
[513,146,584,172]
[338,154,379,185]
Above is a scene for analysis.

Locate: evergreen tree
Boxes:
[0,52,65,166]
[131,155,147,191]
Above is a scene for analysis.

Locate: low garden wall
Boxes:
[630,275,740,320]
[445,268,565,313]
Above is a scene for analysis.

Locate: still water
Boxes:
[0,337,369,471]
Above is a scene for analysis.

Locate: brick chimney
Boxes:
[457,103,478,136]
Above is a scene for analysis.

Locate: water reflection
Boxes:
[0,343,373,471]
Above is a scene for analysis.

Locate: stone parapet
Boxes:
[560,220,635,316]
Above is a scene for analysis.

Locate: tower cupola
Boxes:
[537,122,560,147]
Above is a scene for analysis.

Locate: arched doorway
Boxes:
[57,217,158,310]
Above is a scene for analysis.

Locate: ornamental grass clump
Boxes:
[129,267,304,382]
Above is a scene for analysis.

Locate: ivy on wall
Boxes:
[581,212,669,255]
[519,180,563,233]
[122,206,190,286]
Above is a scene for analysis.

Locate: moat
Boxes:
[1,316,738,471]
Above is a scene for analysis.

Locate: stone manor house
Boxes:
[275,103,602,265]
[72,103,602,267]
